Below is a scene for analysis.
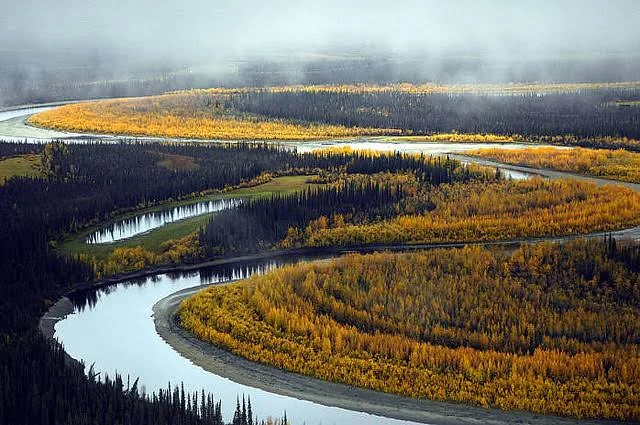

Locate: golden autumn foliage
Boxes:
[179,243,640,420]
[98,246,159,276]
[282,178,640,248]
[470,146,640,183]
[93,232,202,277]
[28,92,399,140]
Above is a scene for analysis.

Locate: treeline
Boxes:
[1,334,226,425]
[294,179,640,247]
[198,164,640,257]
[16,141,355,235]
[229,89,640,140]
[0,138,367,301]
[345,151,470,184]
[29,96,396,140]
[180,239,640,420]
[199,155,480,255]
[200,179,407,255]
[0,141,43,158]
[32,86,640,144]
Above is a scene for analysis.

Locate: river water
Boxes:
[57,253,427,425]
[86,198,242,244]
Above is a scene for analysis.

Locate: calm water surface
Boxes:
[55,254,425,425]
[86,198,241,244]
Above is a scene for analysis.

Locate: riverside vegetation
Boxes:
[93,149,640,275]
[0,139,334,425]
[4,109,640,423]
[28,92,398,140]
[179,240,640,421]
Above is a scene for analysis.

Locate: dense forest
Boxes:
[97,152,640,275]
[3,138,640,423]
[28,95,397,140]
[200,154,481,255]
[179,239,640,420]
[229,88,640,140]
[4,1,640,422]
[10,141,359,236]
[0,140,332,425]
[295,178,640,247]
[0,141,43,158]
[198,174,640,255]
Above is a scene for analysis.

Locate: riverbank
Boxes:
[59,175,315,261]
[44,219,640,300]
[153,282,624,425]
[35,233,639,425]
[40,209,640,425]
[452,154,640,191]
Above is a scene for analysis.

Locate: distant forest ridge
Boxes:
[29,82,640,142]
[2,51,639,107]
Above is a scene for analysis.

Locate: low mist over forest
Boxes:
[2,0,640,106]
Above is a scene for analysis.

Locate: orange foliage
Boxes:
[470,146,640,183]
[28,92,399,140]
[93,232,202,277]
[284,178,640,247]
[179,243,640,420]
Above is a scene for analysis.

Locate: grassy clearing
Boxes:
[58,175,316,261]
[155,152,200,171]
[0,154,41,184]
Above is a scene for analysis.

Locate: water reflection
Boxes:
[69,258,287,312]
[86,198,241,244]
[501,169,533,180]
[57,253,424,425]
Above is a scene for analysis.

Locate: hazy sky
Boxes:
[2,0,640,62]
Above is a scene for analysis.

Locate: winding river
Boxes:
[54,254,429,425]
[3,104,632,424]
[86,198,242,244]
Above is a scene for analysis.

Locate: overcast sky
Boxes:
[2,0,639,63]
